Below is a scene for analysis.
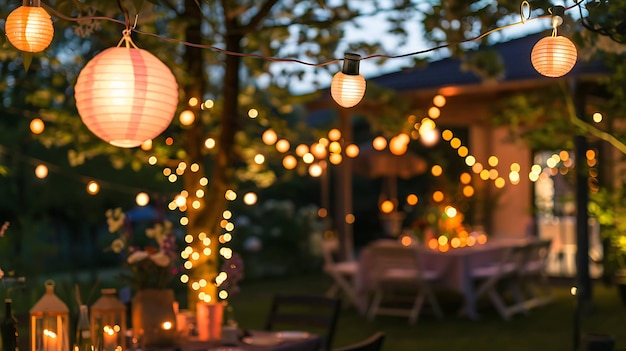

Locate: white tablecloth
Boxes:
[356,238,530,319]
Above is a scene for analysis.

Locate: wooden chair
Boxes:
[321,238,360,310]
[365,244,443,324]
[264,294,341,351]
[334,332,385,351]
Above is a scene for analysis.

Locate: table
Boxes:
[356,238,531,320]
[148,330,322,351]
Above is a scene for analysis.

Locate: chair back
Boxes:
[264,294,341,351]
[366,243,421,282]
[334,332,385,351]
[522,239,552,273]
[322,238,341,268]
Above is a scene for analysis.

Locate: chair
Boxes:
[470,246,526,320]
[518,239,554,309]
[334,332,385,351]
[321,238,361,310]
[365,244,443,324]
[264,294,341,351]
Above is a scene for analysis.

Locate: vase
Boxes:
[131,289,177,347]
[196,302,223,342]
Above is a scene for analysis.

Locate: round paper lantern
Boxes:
[5,4,54,52]
[531,36,577,78]
[331,53,366,108]
[75,43,179,148]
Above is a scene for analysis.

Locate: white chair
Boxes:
[321,238,361,310]
[518,239,554,309]
[365,244,443,324]
[470,246,526,320]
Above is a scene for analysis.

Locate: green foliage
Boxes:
[589,187,626,272]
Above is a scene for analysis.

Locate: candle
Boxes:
[43,329,58,351]
[102,325,118,351]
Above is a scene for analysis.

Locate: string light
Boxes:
[531,5,577,77]
[32,1,582,114]
[331,53,366,108]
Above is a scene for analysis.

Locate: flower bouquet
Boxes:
[106,208,178,290]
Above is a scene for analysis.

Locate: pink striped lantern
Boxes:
[74,31,179,148]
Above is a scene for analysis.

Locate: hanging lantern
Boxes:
[90,289,127,351]
[331,53,366,108]
[30,280,70,351]
[74,30,179,148]
[5,0,54,53]
[531,36,577,77]
[530,6,577,78]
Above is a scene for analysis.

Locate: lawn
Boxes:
[229,274,626,351]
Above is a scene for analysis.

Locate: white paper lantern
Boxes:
[531,36,577,78]
[331,53,366,108]
[75,35,179,148]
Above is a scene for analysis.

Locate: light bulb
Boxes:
[331,53,366,108]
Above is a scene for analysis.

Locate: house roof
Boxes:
[369,31,607,94]
[307,32,609,124]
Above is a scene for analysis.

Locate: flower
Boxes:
[105,208,179,290]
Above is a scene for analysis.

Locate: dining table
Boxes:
[356,237,533,320]
[146,330,322,351]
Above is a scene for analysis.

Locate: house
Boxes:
[310,32,609,277]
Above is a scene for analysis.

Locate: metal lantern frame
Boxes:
[90,289,127,351]
[29,280,69,351]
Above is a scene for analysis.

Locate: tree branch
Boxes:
[241,0,280,33]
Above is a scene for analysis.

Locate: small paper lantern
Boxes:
[5,1,54,53]
[30,280,69,351]
[531,36,577,78]
[331,53,366,108]
[74,32,179,148]
[90,289,127,351]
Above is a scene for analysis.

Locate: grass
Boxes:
[229,274,626,351]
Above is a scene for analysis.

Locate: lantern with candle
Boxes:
[90,289,126,351]
[29,280,69,351]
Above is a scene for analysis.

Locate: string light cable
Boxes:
[38,1,584,68]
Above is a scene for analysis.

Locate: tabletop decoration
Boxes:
[105,208,179,347]
[30,280,70,351]
[90,289,126,351]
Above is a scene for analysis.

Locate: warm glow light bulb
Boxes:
[262,129,278,145]
[34,164,48,179]
[30,118,45,134]
[135,192,150,206]
[331,53,366,108]
[179,110,195,126]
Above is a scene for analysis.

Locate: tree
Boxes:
[0,0,426,306]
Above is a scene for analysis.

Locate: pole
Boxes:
[573,80,592,350]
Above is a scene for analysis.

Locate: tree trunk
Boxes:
[183,0,243,308]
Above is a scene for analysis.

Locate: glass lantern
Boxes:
[90,289,126,351]
[30,280,69,351]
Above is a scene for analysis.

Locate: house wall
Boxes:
[443,94,533,238]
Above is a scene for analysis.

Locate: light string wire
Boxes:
[0,143,171,196]
[40,1,584,67]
